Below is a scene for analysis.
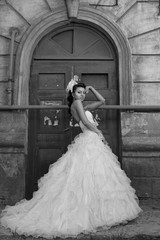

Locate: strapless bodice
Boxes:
[79,110,98,132]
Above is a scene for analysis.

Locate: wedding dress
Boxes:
[0,110,142,239]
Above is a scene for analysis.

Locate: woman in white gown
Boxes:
[0,76,142,239]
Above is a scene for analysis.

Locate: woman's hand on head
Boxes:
[86,86,93,93]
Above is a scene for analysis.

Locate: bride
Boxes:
[0,75,142,239]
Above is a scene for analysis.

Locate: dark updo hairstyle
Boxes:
[67,82,86,115]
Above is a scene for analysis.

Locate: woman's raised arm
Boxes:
[84,86,105,111]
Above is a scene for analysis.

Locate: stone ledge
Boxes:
[122,136,160,151]
[0,147,25,153]
[0,133,25,147]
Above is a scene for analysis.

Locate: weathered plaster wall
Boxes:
[121,111,160,206]
[0,111,26,205]
[0,0,160,205]
[0,149,25,205]
[0,111,26,147]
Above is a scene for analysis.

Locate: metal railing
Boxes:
[0,105,160,112]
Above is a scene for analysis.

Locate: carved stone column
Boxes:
[65,0,80,18]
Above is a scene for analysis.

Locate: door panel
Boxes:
[38,74,65,90]
[27,24,119,199]
[28,64,71,198]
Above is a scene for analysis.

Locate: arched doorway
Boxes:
[26,23,119,199]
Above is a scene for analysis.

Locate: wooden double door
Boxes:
[27,24,119,199]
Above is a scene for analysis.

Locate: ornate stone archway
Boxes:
[14,5,132,105]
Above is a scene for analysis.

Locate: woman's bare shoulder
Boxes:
[73,99,82,105]
[71,100,82,110]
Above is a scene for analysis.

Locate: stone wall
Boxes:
[0,0,160,205]
[0,111,26,205]
[0,148,25,205]
[122,112,160,206]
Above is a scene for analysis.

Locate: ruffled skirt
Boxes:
[0,130,142,239]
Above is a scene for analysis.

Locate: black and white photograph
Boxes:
[0,1,160,240]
